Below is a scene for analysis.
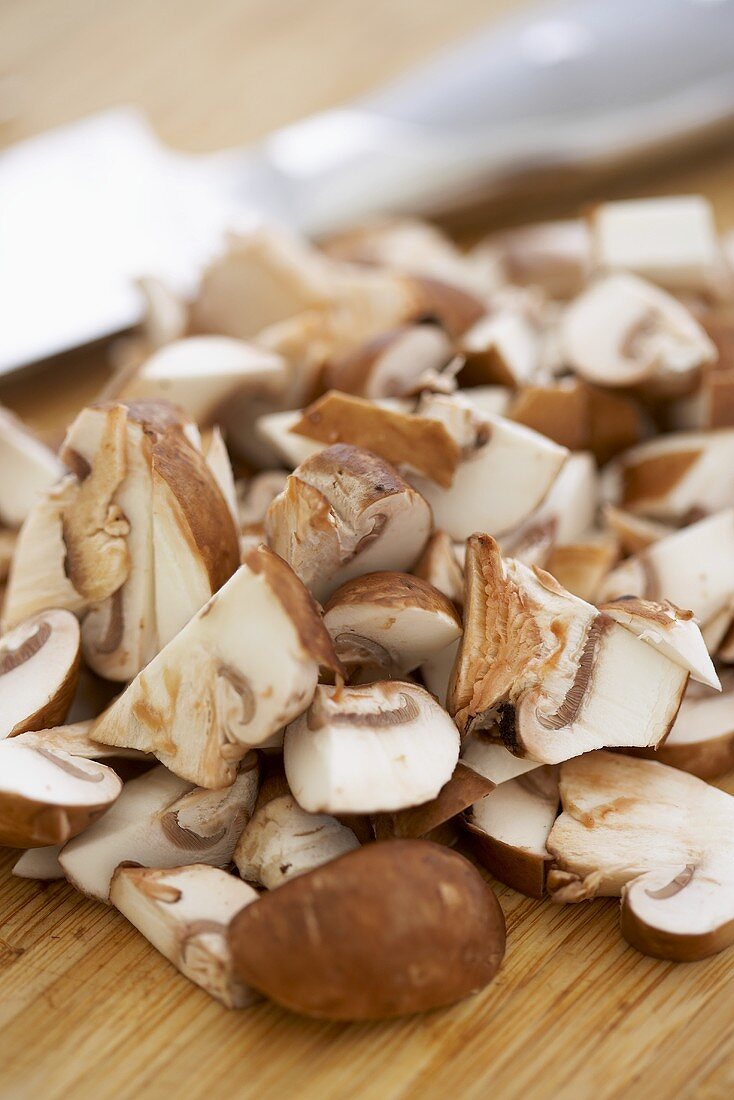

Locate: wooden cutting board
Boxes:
[2,1,734,1096]
[1,795,734,1100]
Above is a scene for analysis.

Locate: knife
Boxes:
[2,0,734,376]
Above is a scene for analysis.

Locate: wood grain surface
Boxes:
[1,2,734,1097]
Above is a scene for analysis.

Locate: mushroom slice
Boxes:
[109,336,286,428]
[547,751,734,960]
[464,766,560,898]
[447,535,689,764]
[234,794,360,889]
[409,395,568,541]
[643,675,734,779]
[228,839,506,1020]
[588,196,728,297]
[284,681,460,814]
[602,504,672,556]
[59,760,258,902]
[598,510,734,646]
[265,444,431,603]
[545,535,618,603]
[93,548,341,788]
[560,273,716,390]
[13,844,64,881]
[0,740,122,847]
[599,597,719,689]
[507,379,589,452]
[460,732,541,785]
[110,864,260,1008]
[0,407,64,528]
[0,609,80,739]
[323,572,462,682]
[203,427,238,527]
[501,451,599,568]
[611,430,734,523]
[191,226,335,339]
[468,219,590,299]
[324,324,455,399]
[459,385,512,419]
[291,391,462,488]
[413,530,464,608]
[236,470,289,531]
[372,762,494,843]
[16,722,148,762]
[458,310,541,388]
[2,475,91,629]
[255,409,325,469]
[322,217,483,293]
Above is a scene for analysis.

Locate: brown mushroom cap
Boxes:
[323,323,455,399]
[0,609,81,739]
[0,739,122,847]
[228,839,506,1020]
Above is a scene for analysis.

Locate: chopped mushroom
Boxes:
[110,864,261,1008]
[323,572,462,682]
[413,530,465,608]
[371,762,494,843]
[265,444,432,603]
[598,510,734,649]
[15,721,148,762]
[464,766,560,898]
[447,535,690,764]
[290,391,463,487]
[409,395,568,541]
[633,672,734,779]
[107,335,287,430]
[0,739,121,847]
[13,844,64,881]
[588,196,729,298]
[92,547,341,788]
[0,609,80,739]
[609,430,734,523]
[0,406,64,528]
[547,751,734,960]
[228,840,506,1020]
[59,760,258,902]
[284,681,460,814]
[323,323,455,399]
[544,534,619,604]
[602,504,672,556]
[560,273,716,391]
[458,309,541,388]
[667,367,734,432]
[468,219,591,299]
[234,794,360,889]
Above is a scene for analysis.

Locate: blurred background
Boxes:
[3,0,734,431]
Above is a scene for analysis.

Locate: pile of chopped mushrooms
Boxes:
[2,194,734,1020]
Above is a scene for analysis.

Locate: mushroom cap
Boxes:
[560,273,715,388]
[465,766,559,899]
[228,839,506,1020]
[323,572,461,679]
[371,762,494,842]
[92,548,340,788]
[449,535,689,764]
[284,681,460,814]
[0,739,122,847]
[110,864,260,1008]
[59,760,258,902]
[0,609,81,739]
[410,400,568,541]
[234,793,360,889]
[265,444,432,603]
[635,674,734,779]
[0,406,64,529]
